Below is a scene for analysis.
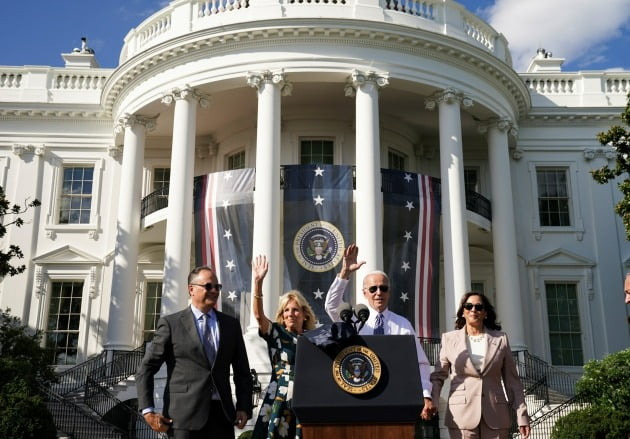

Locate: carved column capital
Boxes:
[108,145,123,158]
[246,70,292,96]
[162,86,211,108]
[425,88,474,110]
[344,69,389,97]
[114,114,158,134]
[477,117,518,137]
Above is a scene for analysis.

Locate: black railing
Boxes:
[525,394,590,439]
[516,351,577,400]
[465,189,492,220]
[84,377,162,439]
[88,345,147,391]
[418,337,441,366]
[40,384,126,439]
[51,350,108,396]
[141,186,169,218]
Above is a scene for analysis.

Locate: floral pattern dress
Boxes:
[253,322,301,439]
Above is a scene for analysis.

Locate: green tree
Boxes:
[591,92,630,239]
[0,185,41,277]
[551,348,630,439]
[0,309,57,439]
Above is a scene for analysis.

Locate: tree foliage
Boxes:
[590,93,630,239]
[0,309,57,439]
[551,348,630,438]
[0,186,41,277]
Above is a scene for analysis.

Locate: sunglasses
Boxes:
[463,303,484,311]
[190,282,222,291]
[365,285,389,294]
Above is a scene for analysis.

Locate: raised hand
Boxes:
[252,255,268,282]
[339,243,366,279]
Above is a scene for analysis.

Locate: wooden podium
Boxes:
[293,334,422,439]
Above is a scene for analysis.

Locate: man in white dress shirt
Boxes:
[324,244,435,419]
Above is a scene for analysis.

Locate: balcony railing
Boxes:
[141,185,169,218]
[465,189,491,221]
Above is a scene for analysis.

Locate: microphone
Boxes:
[339,303,354,325]
[354,304,369,332]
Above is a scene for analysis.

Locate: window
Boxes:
[545,282,583,366]
[388,149,406,171]
[471,282,485,294]
[537,168,570,226]
[46,281,83,365]
[143,282,163,342]
[300,139,333,164]
[227,151,246,170]
[153,168,170,192]
[464,167,479,193]
[59,167,93,224]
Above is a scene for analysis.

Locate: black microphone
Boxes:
[354,304,369,332]
[339,303,354,325]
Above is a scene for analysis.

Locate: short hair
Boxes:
[187,266,216,285]
[362,270,389,288]
[274,290,317,331]
[455,291,501,331]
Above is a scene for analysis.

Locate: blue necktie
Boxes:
[201,314,216,365]
[374,313,385,335]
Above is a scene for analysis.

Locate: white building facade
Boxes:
[1,0,629,426]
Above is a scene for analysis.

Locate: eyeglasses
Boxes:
[365,285,389,294]
[463,303,484,311]
[190,283,222,291]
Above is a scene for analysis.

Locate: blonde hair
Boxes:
[274,290,317,331]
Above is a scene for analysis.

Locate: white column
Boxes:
[346,70,389,302]
[426,88,472,322]
[485,119,526,351]
[247,71,291,325]
[161,87,208,315]
[107,115,155,350]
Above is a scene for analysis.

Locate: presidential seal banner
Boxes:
[193,169,255,320]
[283,164,354,324]
[382,169,441,338]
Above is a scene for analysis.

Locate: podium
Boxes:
[293,334,423,439]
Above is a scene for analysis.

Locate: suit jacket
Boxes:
[136,307,253,431]
[430,328,529,430]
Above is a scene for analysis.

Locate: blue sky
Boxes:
[1,0,628,72]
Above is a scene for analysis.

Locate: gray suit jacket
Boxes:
[430,328,530,430]
[136,307,253,431]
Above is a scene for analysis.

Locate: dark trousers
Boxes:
[171,401,234,439]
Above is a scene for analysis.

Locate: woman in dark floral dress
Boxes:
[251,255,316,439]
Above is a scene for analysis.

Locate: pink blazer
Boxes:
[430,328,530,430]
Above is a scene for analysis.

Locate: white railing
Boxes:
[0,71,22,89]
[605,76,630,95]
[54,73,109,91]
[119,0,510,64]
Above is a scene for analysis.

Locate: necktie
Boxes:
[201,314,216,365]
[374,313,385,335]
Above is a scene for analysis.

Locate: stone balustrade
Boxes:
[119,0,510,64]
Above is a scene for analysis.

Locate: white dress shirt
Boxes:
[325,277,432,399]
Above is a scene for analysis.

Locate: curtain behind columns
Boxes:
[283,164,354,324]
[382,169,441,338]
[193,169,255,320]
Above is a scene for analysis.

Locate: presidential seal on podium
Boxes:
[332,345,381,394]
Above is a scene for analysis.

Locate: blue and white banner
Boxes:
[382,169,441,338]
[193,169,255,320]
[283,164,354,324]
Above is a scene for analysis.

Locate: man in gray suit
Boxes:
[137,266,253,438]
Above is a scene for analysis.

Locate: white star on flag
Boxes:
[313,288,324,300]
[405,201,414,211]
[403,231,412,241]
[401,261,410,271]
[313,195,325,205]
[223,172,233,180]
[400,292,409,302]
[314,167,325,177]
[222,200,230,208]
[223,229,232,239]
[227,291,237,301]
[226,260,236,271]
[404,173,412,182]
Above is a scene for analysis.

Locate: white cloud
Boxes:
[485,0,630,71]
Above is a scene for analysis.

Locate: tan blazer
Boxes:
[430,328,530,430]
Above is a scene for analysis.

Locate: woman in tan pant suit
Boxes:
[427,292,530,438]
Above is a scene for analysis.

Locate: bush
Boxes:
[0,309,57,439]
[576,348,630,411]
[551,405,630,439]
